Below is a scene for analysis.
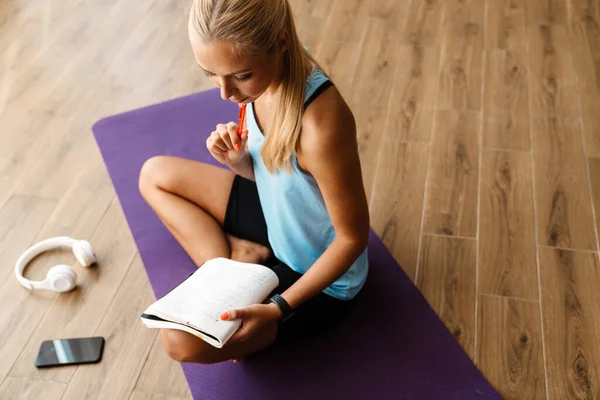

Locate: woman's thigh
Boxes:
[139,155,235,224]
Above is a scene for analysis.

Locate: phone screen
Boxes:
[34,337,104,368]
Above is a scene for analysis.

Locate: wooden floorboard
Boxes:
[531,116,597,250]
[527,24,579,118]
[134,334,192,398]
[0,377,66,400]
[129,391,193,400]
[423,110,480,237]
[525,0,568,25]
[401,0,444,46]
[416,235,477,359]
[476,295,546,399]
[437,21,484,112]
[539,248,600,398]
[2,0,600,398]
[478,150,538,299]
[485,0,526,51]
[349,17,400,107]
[570,45,600,158]
[314,41,360,101]
[483,50,530,150]
[385,44,440,143]
[370,141,429,281]
[589,158,600,240]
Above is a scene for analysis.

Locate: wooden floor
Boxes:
[1,0,599,399]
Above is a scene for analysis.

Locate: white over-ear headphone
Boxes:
[14,236,97,293]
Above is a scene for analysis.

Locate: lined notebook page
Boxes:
[145,258,279,340]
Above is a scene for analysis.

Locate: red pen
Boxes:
[237,104,246,138]
[234,104,246,152]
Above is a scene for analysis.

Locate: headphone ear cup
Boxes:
[47,265,77,292]
[72,240,96,267]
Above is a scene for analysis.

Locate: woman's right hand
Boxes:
[206,122,249,166]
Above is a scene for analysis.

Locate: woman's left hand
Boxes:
[221,303,282,343]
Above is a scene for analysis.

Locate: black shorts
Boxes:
[223,175,356,341]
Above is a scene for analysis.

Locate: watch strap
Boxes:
[269,294,294,322]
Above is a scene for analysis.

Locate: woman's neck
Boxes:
[260,54,313,102]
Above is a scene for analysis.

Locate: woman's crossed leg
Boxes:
[138,155,276,363]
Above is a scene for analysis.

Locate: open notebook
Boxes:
[140,258,279,348]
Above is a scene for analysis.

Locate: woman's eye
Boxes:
[203,70,216,78]
[235,74,252,82]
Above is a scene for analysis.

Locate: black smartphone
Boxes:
[34,336,105,368]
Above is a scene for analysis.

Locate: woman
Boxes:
[138,0,370,364]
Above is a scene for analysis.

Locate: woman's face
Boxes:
[189,29,283,104]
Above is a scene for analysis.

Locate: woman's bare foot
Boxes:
[227,234,271,264]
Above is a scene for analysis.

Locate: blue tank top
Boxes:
[246,68,368,300]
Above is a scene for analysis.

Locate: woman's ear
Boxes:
[277,29,291,54]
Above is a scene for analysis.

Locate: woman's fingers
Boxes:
[208,130,229,152]
[225,122,241,151]
[218,123,234,149]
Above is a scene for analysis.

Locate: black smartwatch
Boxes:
[269,294,294,322]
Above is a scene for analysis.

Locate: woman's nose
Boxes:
[218,78,236,100]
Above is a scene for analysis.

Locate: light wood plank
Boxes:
[31,155,114,241]
[14,84,138,199]
[476,295,546,399]
[402,0,444,46]
[368,0,409,20]
[384,44,440,143]
[417,235,476,359]
[322,0,369,43]
[572,48,600,158]
[0,112,57,209]
[61,256,163,400]
[569,0,600,54]
[589,158,600,238]
[9,201,137,382]
[294,14,326,54]
[444,0,485,24]
[479,150,538,299]
[486,0,526,50]
[483,118,530,151]
[350,17,400,107]
[352,104,386,202]
[370,142,429,281]
[437,22,484,111]
[315,41,360,101]
[527,24,579,117]
[0,377,66,400]
[134,333,191,398]
[540,248,600,398]
[483,50,529,150]
[531,117,597,250]
[130,391,192,400]
[14,120,98,199]
[290,0,334,19]
[525,0,568,25]
[0,195,57,286]
[423,111,480,237]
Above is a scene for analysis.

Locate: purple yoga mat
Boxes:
[92,88,500,400]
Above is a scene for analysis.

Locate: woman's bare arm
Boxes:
[280,87,370,307]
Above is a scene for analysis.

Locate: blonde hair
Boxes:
[189,0,327,173]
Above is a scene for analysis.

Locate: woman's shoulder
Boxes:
[296,83,358,175]
[300,83,356,154]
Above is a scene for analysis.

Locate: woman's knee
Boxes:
[139,156,173,197]
[160,329,218,364]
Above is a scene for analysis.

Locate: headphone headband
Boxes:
[15,236,96,292]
